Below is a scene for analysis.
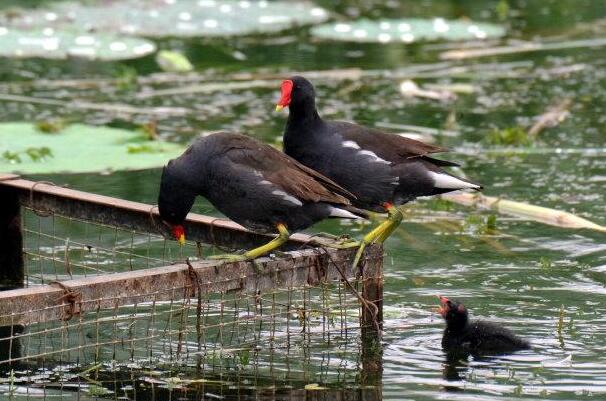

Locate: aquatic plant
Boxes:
[0,122,184,174]
[1,0,329,38]
[311,18,505,43]
[0,27,156,60]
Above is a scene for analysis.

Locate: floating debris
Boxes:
[374,121,459,137]
[311,18,505,43]
[0,93,190,117]
[0,122,185,174]
[2,0,330,38]
[441,37,606,60]
[424,82,476,94]
[399,79,457,101]
[0,27,155,60]
[442,193,606,233]
[528,98,572,137]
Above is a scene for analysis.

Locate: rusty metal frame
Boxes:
[0,175,384,338]
[0,174,312,250]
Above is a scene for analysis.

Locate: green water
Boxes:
[2,0,606,400]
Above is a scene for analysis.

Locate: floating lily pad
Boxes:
[310,18,506,43]
[0,27,156,60]
[3,0,330,38]
[0,123,185,174]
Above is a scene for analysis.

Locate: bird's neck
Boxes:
[446,317,469,333]
[287,99,321,126]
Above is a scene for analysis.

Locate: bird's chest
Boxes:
[284,129,330,165]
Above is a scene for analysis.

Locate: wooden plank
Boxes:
[0,245,383,326]
[0,186,23,290]
[0,177,314,250]
[0,185,25,364]
[360,254,384,379]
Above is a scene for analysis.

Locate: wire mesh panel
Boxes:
[0,177,384,399]
[2,278,363,374]
[21,206,198,284]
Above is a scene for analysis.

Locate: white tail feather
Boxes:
[329,207,362,219]
[429,171,480,190]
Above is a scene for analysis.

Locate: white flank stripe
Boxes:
[342,140,361,149]
[259,180,272,186]
[272,190,303,206]
[358,150,390,164]
[329,207,362,219]
[429,171,480,189]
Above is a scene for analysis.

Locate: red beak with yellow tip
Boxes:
[437,295,449,317]
[275,79,293,112]
[172,225,186,246]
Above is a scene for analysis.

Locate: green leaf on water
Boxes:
[2,150,22,164]
[0,122,185,174]
[35,118,68,133]
[310,18,505,43]
[156,50,193,73]
[486,126,532,146]
[127,144,165,154]
[496,0,510,21]
[25,146,53,161]
[2,0,330,38]
[0,27,156,61]
[539,257,552,269]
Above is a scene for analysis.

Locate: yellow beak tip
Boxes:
[275,105,284,112]
[178,235,185,246]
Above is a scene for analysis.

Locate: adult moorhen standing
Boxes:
[158,132,364,260]
[277,76,482,269]
[438,296,530,356]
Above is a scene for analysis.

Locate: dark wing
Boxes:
[224,135,354,206]
[331,121,460,167]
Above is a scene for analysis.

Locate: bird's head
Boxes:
[275,76,316,112]
[158,162,197,246]
[438,296,468,328]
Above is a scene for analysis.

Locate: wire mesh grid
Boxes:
[21,206,200,284]
[0,204,381,397]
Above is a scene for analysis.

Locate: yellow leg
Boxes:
[352,205,403,273]
[376,206,403,242]
[209,224,290,261]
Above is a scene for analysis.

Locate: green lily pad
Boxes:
[0,123,185,174]
[2,0,330,38]
[310,18,506,43]
[0,27,156,60]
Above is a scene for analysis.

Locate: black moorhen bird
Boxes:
[438,296,530,356]
[158,132,364,260]
[277,76,482,269]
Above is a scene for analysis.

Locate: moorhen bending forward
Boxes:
[438,296,530,356]
[158,132,364,260]
[277,76,482,269]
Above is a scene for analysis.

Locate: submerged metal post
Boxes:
[360,247,384,385]
[0,182,24,367]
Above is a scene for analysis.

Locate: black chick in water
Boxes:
[158,132,364,260]
[438,296,530,356]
